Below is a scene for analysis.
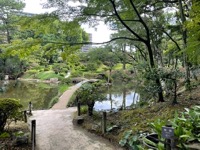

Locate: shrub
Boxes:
[48,96,59,109]
[0,98,22,133]
[60,78,71,85]
[0,132,10,138]
[83,72,97,79]
[80,105,88,114]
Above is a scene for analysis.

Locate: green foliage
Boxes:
[80,105,88,114]
[0,132,10,138]
[76,82,105,104]
[119,130,142,150]
[149,106,200,149]
[52,63,67,74]
[186,1,200,65]
[83,72,98,79]
[58,84,69,93]
[0,98,22,133]
[170,106,200,147]
[149,119,166,139]
[76,82,105,116]
[85,62,98,71]
[60,78,71,85]
[48,96,59,109]
[111,70,133,83]
[0,56,28,79]
[35,71,64,80]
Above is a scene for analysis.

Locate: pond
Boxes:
[94,84,140,111]
[0,80,59,110]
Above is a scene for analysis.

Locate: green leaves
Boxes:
[76,82,105,105]
[119,130,142,149]
[119,130,132,146]
[150,105,200,149]
[0,98,22,133]
[186,1,200,65]
[149,119,166,139]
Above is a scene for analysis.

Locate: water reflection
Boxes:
[0,80,58,110]
[94,85,140,111]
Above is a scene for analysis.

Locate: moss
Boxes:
[0,132,10,138]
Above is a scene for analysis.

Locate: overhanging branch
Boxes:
[42,37,139,46]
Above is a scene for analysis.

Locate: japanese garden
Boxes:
[0,0,200,149]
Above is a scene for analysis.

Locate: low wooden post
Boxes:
[102,111,107,134]
[77,102,81,116]
[31,120,36,149]
[29,102,32,115]
[23,110,27,123]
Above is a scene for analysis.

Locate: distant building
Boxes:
[15,11,36,17]
[81,33,92,52]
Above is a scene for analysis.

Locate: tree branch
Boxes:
[161,29,181,51]
[43,37,140,46]
[135,45,148,61]
[109,0,146,43]
[129,0,150,42]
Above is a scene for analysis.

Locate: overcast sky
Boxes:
[23,0,112,43]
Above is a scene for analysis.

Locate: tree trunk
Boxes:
[108,86,113,110]
[172,79,178,105]
[87,100,95,116]
[178,0,190,90]
[107,69,112,83]
[122,88,127,109]
[146,42,164,102]
[122,44,126,70]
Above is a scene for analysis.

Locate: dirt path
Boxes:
[51,82,84,109]
[30,82,123,150]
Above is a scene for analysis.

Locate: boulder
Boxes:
[12,131,29,146]
[72,116,84,125]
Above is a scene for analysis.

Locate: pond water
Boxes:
[0,80,139,112]
[0,80,58,110]
[94,85,140,111]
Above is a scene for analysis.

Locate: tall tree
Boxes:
[1,14,89,67]
[186,0,200,65]
[0,0,25,44]
[44,0,166,102]
[0,0,26,79]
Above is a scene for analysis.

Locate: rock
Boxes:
[187,143,200,150]
[72,116,84,125]
[50,78,58,83]
[91,125,99,131]
[12,132,29,146]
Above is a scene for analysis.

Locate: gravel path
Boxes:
[30,82,123,150]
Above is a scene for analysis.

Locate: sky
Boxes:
[23,0,113,43]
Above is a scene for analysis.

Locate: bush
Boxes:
[0,132,10,138]
[60,78,71,85]
[80,105,88,114]
[83,72,98,79]
[48,96,59,109]
[86,63,98,71]
[0,98,22,133]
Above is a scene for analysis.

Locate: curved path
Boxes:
[30,81,123,150]
[51,81,87,109]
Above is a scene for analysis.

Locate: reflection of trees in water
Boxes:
[122,87,126,110]
[100,82,139,110]
[0,81,58,110]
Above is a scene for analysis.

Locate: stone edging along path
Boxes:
[30,81,123,150]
